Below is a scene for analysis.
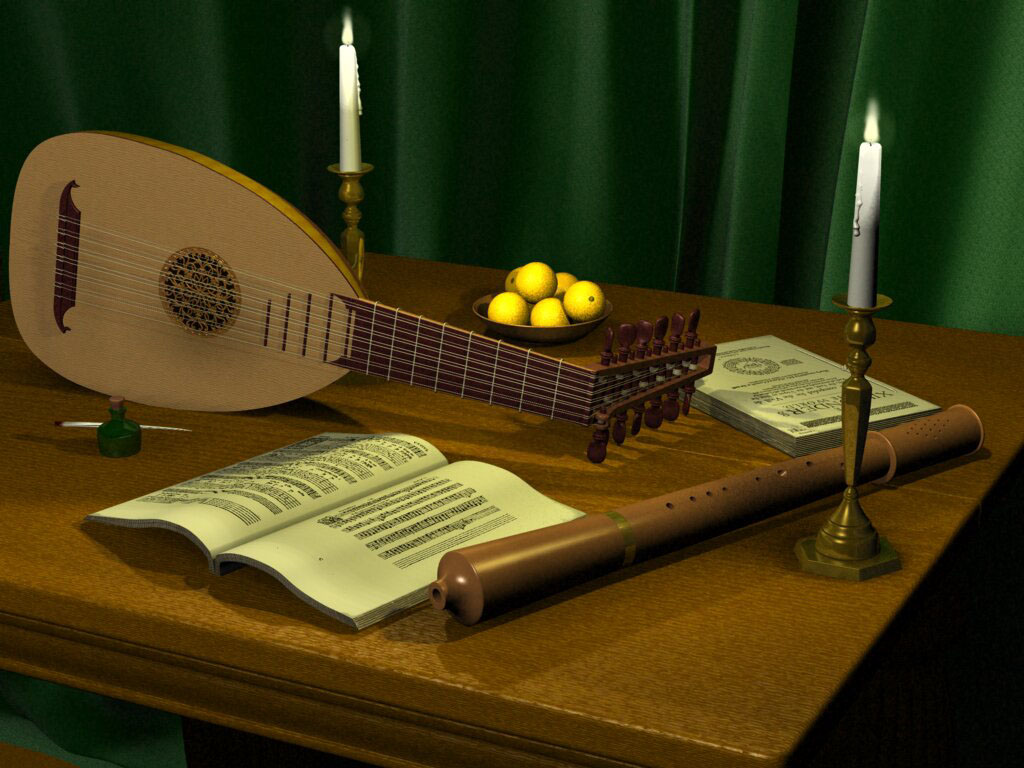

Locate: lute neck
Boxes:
[323,296,596,426]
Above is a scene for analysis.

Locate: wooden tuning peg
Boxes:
[612,412,627,444]
[668,312,684,352]
[636,320,653,359]
[631,407,643,436]
[684,308,702,377]
[644,395,664,429]
[664,389,680,421]
[685,308,701,348]
[588,413,609,463]
[617,324,636,362]
[682,384,694,416]
[600,326,615,366]
[652,316,668,355]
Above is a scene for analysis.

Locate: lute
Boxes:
[9,132,716,461]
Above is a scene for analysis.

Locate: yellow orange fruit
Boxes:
[504,267,522,293]
[513,262,558,303]
[486,291,530,325]
[554,272,578,300]
[562,280,605,322]
[529,297,570,327]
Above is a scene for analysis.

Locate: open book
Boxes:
[86,434,584,629]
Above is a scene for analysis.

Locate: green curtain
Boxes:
[2,0,1023,765]
[3,0,1022,334]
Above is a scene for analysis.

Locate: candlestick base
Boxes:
[796,293,901,581]
[328,162,373,282]
[795,536,901,581]
[814,485,882,560]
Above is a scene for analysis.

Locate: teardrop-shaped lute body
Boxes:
[10,131,363,411]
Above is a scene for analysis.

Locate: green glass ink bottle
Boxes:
[98,396,142,458]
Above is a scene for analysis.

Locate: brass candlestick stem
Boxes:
[795,293,902,580]
[327,162,373,282]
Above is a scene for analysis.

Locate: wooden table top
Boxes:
[1,254,1021,768]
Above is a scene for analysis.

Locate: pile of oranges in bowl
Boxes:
[487,262,606,328]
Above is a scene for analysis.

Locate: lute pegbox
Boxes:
[586,309,716,463]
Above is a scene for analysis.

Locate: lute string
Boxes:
[50,232,657,403]
[56,218,695,392]
[51,222,692,401]
[54,262,606,409]
[51,257,681,407]
[56,215,702,397]
[57,224,347,334]
[53,257,680,412]
[44,287,600,423]
[57,218,679,400]
[50,275,612,422]
[49,261,611,409]
[58,215,346,309]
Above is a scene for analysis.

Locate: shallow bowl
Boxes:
[472,294,613,344]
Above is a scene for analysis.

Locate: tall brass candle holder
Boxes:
[327,162,373,282]
[795,293,902,580]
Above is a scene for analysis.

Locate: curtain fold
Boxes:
[677,0,799,302]
[775,0,868,310]
[820,0,1024,333]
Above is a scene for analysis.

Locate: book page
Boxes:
[85,434,447,566]
[694,335,938,437]
[216,461,585,629]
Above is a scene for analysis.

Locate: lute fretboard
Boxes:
[323,295,596,426]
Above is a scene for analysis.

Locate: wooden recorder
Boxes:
[430,405,984,625]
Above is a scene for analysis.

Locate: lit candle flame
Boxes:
[342,8,353,45]
[863,97,880,143]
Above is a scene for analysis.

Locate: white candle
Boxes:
[339,8,362,172]
[847,99,882,308]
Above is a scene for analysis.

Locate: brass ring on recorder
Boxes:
[606,510,637,566]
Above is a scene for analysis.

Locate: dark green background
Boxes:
[2,2,1023,767]
[2,0,1022,335]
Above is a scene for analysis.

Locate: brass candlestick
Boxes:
[327,162,373,282]
[795,293,902,580]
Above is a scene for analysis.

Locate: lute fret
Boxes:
[410,315,422,386]
[386,307,399,381]
[301,293,312,357]
[281,293,291,351]
[489,340,501,405]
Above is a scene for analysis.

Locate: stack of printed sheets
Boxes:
[692,335,939,456]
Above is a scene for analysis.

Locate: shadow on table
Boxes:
[788,446,1024,767]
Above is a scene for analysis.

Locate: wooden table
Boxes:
[1,254,1021,767]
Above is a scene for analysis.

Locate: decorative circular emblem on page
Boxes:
[160,247,240,335]
[723,357,780,376]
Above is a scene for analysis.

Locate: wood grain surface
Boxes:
[1,254,1021,767]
